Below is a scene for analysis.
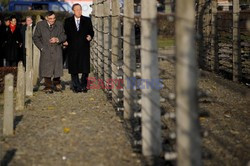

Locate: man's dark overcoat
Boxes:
[33,20,66,78]
[64,15,94,74]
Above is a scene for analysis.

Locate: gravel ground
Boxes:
[0,71,141,166]
[1,50,250,166]
[158,48,250,166]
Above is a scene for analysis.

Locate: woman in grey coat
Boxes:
[33,11,66,93]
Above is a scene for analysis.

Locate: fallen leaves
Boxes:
[230,130,239,135]
[63,127,70,133]
[47,106,55,110]
[199,117,206,122]
[61,118,66,121]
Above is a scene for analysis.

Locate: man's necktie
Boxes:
[76,19,80,31]
[49,24,53,29]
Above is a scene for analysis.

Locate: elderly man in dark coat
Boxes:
[64,3,94,93]
[33,11,66,93]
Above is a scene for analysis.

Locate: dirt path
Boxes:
[0,71,141,166]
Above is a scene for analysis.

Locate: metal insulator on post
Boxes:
[134,112,142,118]
[165,152,177,160]
[117,107,124,111]
[163,112,176,119]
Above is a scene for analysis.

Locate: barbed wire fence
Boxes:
[1,0,249,165]
[196,0,250,83]
[90,0,202,165]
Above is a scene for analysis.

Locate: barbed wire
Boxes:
[91,0,108,6]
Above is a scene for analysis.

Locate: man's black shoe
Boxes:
[82,87,88,93]
[72,87,82,93]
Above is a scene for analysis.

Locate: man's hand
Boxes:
[50,37,59,44]
[63,41,68,46]
[86,35,92,41]
[63,41,68,49]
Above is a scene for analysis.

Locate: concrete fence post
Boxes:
[32,27,40,86]
[141,0,162,156]
[123,0,136,120]
[111,0,121,105]
[232,0,242,81]
[176,0,201,165]
[90,2,95,74]
[94,0,99,75]
[211,0,219,72]
[16,62,25,111]
[97,0,104,80]
[3,74,14,136]
[104,0,112,90]
[25,26,33,96]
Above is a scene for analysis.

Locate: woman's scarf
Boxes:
[9,24,16,33]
